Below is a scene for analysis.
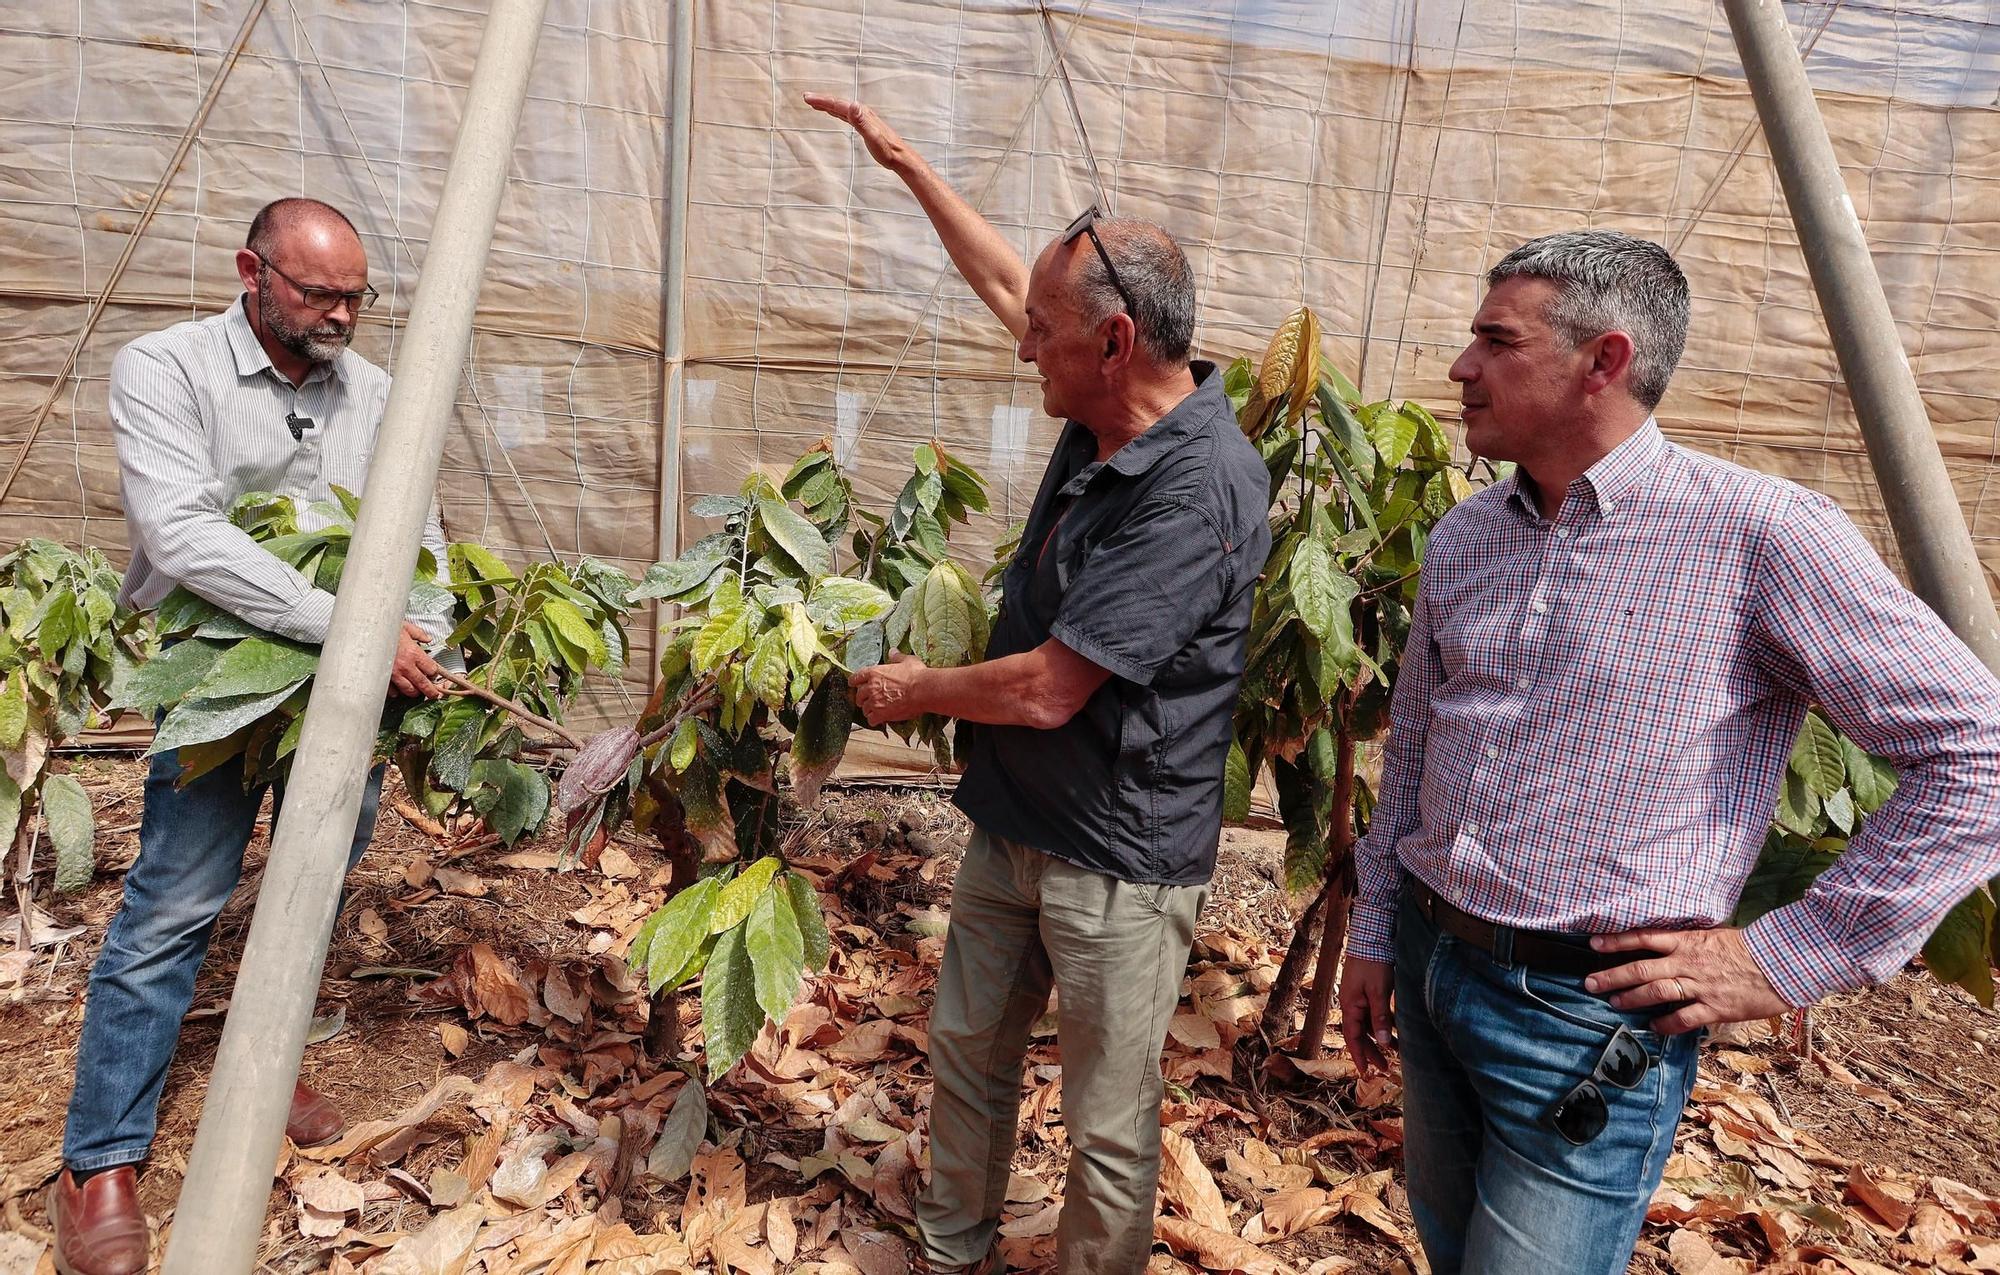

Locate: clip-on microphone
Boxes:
[285,410,316,442]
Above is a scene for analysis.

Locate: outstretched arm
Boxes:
[805,94,1029,342]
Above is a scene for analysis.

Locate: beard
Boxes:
[258,278,353,364]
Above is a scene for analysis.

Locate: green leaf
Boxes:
[543,597,609,670]
[1822,787,1856,837]
[807,577,893,630]
[784,871,831,970]
[745,628,790,711]
[449,541,517,586]
[691,606,750,673]
[790,672,852,807]
[1288,538,1343,642]
[0,676,25,751]
[758,496,834,579]
[1842,736,1898,814]
[644,877,721,994]
[428,696,488,793]
[1363,402,1419,470]
[746,883,806,1023]
[1223,736,1252,822]
[190,635,320,700]
[43,771,95,892]
[647,1079,708,1182]
[0,771,19,863]
[1924,887,1996,1007]
[150,680,308,755]
[629,555,725,603]
[701,922,763,1079]
[468,758,549,845]
[1731,832,1841,926]
[670,717,699,772]
[1773,770,1820,839]
[153,587,224,637]
[1792,712,1845,799]
[711,856,783,934]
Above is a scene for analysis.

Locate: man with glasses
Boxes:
[807,95,1270,1274]
[49,197,450,1275]
[1339,229,2000,1273]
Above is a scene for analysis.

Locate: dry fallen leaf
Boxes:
[1665,1228,1749,1274]
[1153,1217,1279,1274]
[434,867,488,898]
[1849,1165,1918,1233]
[438,1022,469,1057]
[1159,1128,1232,1232]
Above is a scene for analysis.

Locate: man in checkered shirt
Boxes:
[1338,229,2000,1274]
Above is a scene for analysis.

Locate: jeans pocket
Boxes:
[1514,966,1665,1052]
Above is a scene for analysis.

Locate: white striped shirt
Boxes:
[108,296,449,644]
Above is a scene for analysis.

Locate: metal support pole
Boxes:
[160,0,548,1265]
[655,0,693,572]
[1722,0,2000,674]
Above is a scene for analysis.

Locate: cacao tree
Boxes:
[118,488,630,847]
[570,441,994,1080]
[1224,308,1479,1054]
[0,539,149,910]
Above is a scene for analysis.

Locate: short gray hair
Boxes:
[1067,217,1196,366]
[1488,230,1689,410]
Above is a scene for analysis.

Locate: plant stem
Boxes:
[1298,727,1357,1059]
[435,666,584,749]
[638,673,720,749]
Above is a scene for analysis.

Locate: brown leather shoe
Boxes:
[48,1166,149,1275]
[286,1080,345,1147]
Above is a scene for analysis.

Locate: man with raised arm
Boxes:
[1339,229,2000,1274]
[809,95,1270,1274]
[49,198,450,1275]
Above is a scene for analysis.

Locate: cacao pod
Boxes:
[559,725,641,813]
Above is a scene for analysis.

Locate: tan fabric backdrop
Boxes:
[5,0,2000,741]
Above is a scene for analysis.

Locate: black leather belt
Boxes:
[1408,879,1656,977]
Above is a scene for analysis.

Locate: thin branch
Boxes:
[435,667,584,749]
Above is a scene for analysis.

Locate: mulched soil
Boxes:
[2,758,1998,1275]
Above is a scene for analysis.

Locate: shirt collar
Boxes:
[1059,361,1226,495]
[223,294,347,386]
[1581,418,1665,510]
[1505,417,1666,520]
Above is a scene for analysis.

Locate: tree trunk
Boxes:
[1298,728,1357,1059]
[1258,880,1330,1040]
[641,771,700,1061]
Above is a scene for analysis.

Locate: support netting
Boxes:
[5,0,2000,740]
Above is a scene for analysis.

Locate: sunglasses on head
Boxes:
[1545,1022,1651,1146]
[1062,205,1138,320]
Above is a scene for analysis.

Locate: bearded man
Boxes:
[49,197,450,1275]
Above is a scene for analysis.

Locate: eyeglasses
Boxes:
[1062,205,1138,320]
[1545,1023,1651,1145]
[256,255,378,313]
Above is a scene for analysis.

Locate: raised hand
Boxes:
[804,94,911,171]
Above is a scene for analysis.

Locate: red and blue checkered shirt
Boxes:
[1351,422,2000,1007]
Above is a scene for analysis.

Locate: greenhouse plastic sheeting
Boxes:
[5,0,2000,741]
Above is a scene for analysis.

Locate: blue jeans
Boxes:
[1394,891,1699,1275]
[62,748,383,1171]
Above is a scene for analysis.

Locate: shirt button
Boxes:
[1602,501,1616,514]
[1531,599,1547,613]
[1463,822,1479,837]
[1555,527,1571,540]
[1486,746,1499,760]
[1516,676,1531,691]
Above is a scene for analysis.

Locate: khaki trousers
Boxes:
[917,827,1207,1274]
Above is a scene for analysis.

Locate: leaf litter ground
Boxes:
[4,758,2000,1275]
